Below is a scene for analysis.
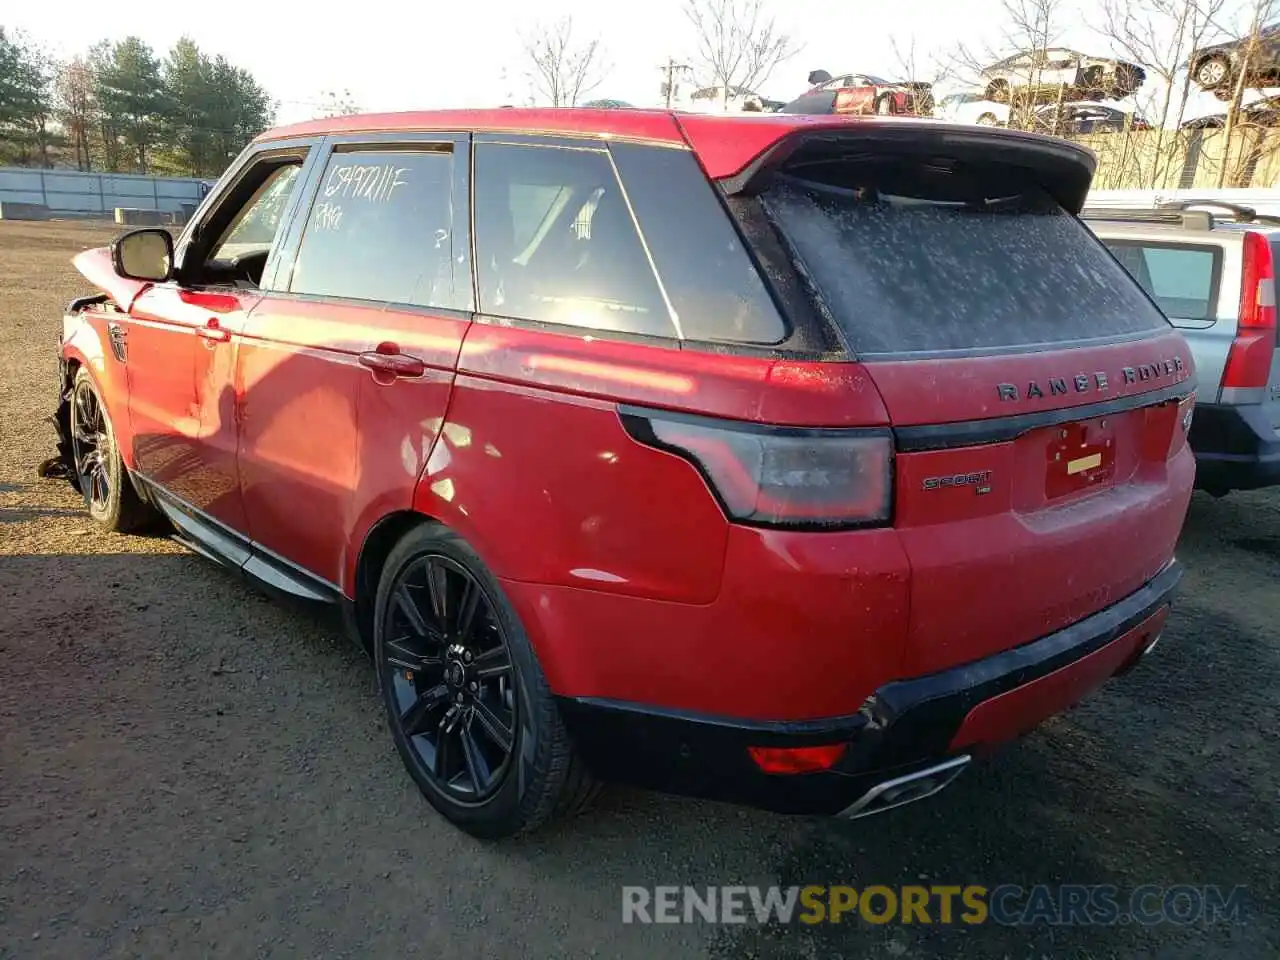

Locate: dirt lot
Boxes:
[0,220,1277,959]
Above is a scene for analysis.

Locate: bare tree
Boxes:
[55,57,97,171]
[683,0,801,110]
[891,36,952,87]
[1218,0,1279,186]
[317,89,361,118]
[522,17,609,107]
[949,0,1069,129]
[1098,0,1228,187]
[889,37,952,117]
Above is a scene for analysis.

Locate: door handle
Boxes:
[196,318,231,343]
[358,344,425,380]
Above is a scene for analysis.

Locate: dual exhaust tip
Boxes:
[838,754,972,820]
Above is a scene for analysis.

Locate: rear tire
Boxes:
[977,112,1000,126]
[373,522,599,838]
[68,368,156,533]
[1195,55,1231,91]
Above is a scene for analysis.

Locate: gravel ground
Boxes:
[0,220,1277,959]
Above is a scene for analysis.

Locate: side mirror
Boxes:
[807,69,833,86]
[111,228,174,283]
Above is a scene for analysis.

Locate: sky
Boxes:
[7,0,1259,125]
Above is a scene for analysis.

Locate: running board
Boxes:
[139,477,341,606]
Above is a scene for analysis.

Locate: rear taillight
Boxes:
[620,408,893,529]
[1222,230,1277,391]
[748,743,847,774]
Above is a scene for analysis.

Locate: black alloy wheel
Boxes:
[382,554,516,803]
[71,374,113,516]
[66,369,155,532]
[374,523,600,838]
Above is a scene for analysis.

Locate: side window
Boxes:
[288,146,459,309]
[472,142,675,338]
[610,142,786,345]
[188,153,307,288]
[1105,241,1219,321]
[210,164,302,261]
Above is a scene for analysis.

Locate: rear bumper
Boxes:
[557,559,1180,817]
[1188,402,1280,493]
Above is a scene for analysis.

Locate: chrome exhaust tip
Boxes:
[837,755,971,820]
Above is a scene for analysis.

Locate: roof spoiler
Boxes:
[716,122,1098,214]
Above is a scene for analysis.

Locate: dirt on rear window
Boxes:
[761,172,1170,358]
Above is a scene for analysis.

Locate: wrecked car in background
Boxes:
[981,49,1146,103]
[781,69,933,116]
[1190,24,1280,100]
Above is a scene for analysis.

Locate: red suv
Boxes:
[49,109,1196,838]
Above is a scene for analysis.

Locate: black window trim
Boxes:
[1099,237,1224,324]
[268,130,474,314]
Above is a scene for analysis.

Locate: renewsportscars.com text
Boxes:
[621,884,1249,927]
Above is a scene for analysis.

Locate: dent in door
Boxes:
[235,299,362,584]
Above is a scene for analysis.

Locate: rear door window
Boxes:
[472,142,675,338]
[610,142,786,345]
[759,161,1170,357]
[1102,241,1220,322]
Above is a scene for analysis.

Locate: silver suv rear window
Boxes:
[1102,240,1221,323]
[760,170,1170,357]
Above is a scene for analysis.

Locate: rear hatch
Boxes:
[736,124,1196,674]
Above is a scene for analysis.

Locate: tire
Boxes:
[875,94,893,115]
[373,522,599,839]
[1195,55,1230,91]
[68,368,156,533]
[977,112,1000,126]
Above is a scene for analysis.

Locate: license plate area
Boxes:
[1046,417,1115,498]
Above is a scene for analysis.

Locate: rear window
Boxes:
[758,163,1170,357]
[1102,240,1220,322]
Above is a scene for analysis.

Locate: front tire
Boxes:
[373,523,598,838]
[875,94,893,115]
[69,368,155,533]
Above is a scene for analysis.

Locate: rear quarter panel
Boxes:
[412,323,890,604]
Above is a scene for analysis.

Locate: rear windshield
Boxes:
[758,164,1170,357]
[1101,240,1221,322]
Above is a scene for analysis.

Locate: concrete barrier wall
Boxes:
[0,201,52,221]
[0,167,213,217]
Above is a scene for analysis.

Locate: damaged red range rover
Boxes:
[49,108,1196,838]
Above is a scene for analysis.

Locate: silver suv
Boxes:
[1084,200,1280,496]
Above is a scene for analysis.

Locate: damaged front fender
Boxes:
[38,293,116,488]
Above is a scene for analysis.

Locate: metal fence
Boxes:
[0,167,214,216]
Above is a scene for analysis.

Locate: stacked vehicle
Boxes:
[781,70,934,116]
